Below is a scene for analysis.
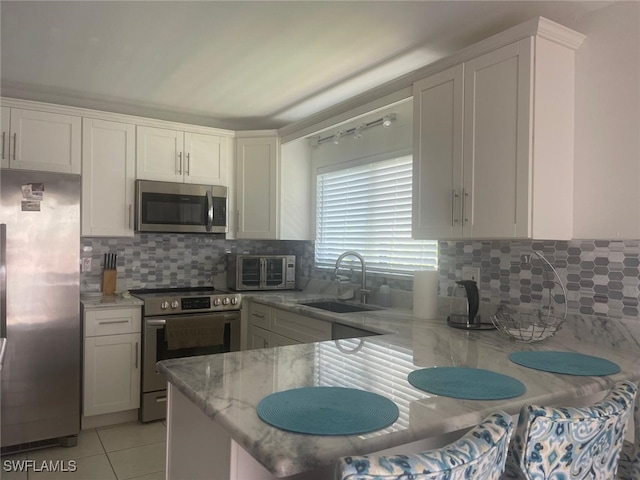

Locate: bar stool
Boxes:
[336,410,514,480]
[503,381,637,480]
[617,386,639,480]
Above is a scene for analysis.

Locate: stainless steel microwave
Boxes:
[227,254,296,291]
[135,180,227,234]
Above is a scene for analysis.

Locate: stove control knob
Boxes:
[213,298,221,306]
[231,297,238,305]
[171,300,179,309]
[222,297,230,306]
[161,301,169,310]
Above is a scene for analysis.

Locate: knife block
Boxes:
[102,270,117,296]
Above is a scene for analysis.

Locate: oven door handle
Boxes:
[146,313,239,327]
[147,319,166,327]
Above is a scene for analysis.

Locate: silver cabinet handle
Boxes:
[147,319,166,326]
[135,341,138,369]
[98,319,129,325]
[12,133,16,160]
[463,188,469,224]
[1,132,5,160]
[177,152,182,174]
[452,189,460,226]
[155,396,167,403]
[186,152,190,175]
[128,204,133,229]
[252,312,265,319]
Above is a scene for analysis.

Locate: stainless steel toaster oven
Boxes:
[227,254,296,291]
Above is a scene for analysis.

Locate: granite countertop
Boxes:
[81,293,143,309]
[158,292,640,478]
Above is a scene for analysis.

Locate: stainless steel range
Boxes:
[130,287,241,422]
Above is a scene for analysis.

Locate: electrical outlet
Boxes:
[82,258,92,272]
[461,266,480,282]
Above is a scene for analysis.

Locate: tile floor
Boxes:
[1,421,166,480]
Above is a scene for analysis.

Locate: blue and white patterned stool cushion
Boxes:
[616,390,639,480]
[336,411,514,480]
[503,381,637,480]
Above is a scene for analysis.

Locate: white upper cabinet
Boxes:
[1,107,81,174]
[235,135,279,239]
[1,107,9,169]
[82,118,136,237]
[412,65,464,239]
[461,40,531,239]
[137,126,229,186]
[413,20,584,241]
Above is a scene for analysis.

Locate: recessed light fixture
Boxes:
[382,114,396,128]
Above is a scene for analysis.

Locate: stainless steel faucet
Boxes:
[334,251,369,304]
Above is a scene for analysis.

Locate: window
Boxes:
[315,155,437,275]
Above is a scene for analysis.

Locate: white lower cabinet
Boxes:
[83,306,141,417]
[249,325,271,350]
[246,301,331,349]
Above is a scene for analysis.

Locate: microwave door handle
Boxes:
[260,258,266,289]
[206,190,213,232]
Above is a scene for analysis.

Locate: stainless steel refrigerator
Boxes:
[0,169,80,450]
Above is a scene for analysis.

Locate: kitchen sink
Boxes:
[300,301,383,314]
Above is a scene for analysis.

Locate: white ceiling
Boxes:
[0,1,614,131]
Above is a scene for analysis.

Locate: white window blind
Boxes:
[315,155,437,275]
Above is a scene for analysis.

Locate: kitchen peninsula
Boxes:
[158,295,640,480]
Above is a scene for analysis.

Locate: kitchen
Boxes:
[1,1,640,479]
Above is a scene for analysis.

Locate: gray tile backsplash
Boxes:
[82,236,640,322]
[80,235,308,292]
[438,240,640,321]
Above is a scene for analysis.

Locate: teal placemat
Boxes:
[509,351,621,376]
[408,367,526,400]
[257,387,399,436]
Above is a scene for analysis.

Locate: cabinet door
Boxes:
[1,107,9,169]
[248,325,270,350]
[84,333,140,416]
[9,109,81,173]
[271,308,332,344]
[462,40,532,239]
[270,332,299,347]
[235,137,278,239]
[82,119,136,237]
[184,132,228,186]
[136,126,185,182]
[412,65,464,239]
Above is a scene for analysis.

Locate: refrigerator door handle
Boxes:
[1,224,6,339]
[0,338,6,372]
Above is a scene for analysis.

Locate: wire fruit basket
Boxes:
[490,251,568,343]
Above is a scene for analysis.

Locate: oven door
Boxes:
[143,311,240,393]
